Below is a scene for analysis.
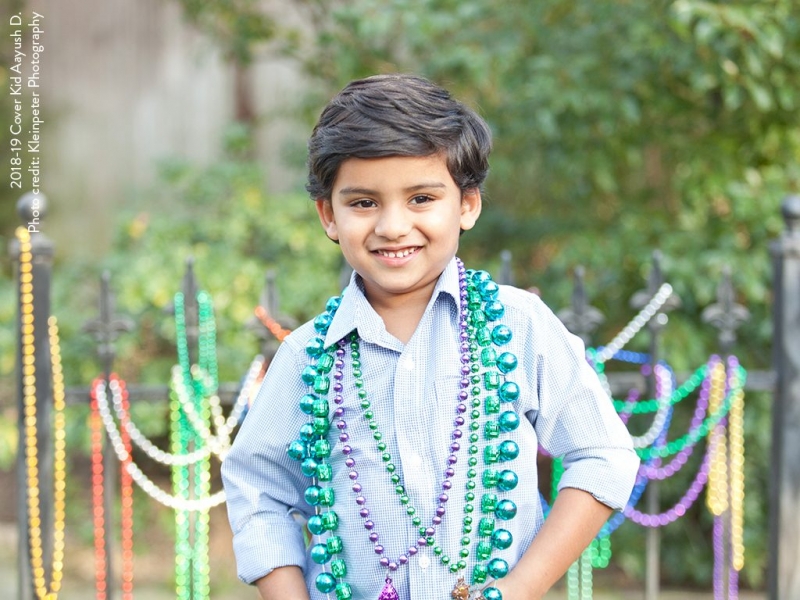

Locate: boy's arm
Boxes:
[495,487,612,600]
[255,566,310,600]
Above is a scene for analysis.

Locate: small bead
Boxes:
[477,540,492,559]
[330,558,347,578]
[326,536,344,554]
[479,518,495,540]
[335,582,353,600]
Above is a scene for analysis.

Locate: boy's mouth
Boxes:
[374,247,420,259]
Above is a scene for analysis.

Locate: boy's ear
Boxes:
[459,188,482,232]
[315,199,339,242]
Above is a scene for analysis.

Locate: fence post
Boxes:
[83,272,134,600]
[630,250,680,600]
[11,193,53,600]
[768,194,800,600]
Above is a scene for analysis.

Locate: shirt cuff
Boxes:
[557,449,640,511]
[232,516,307,584]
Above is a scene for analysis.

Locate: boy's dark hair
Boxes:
[306,74,492,200]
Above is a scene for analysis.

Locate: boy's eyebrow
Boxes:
[337,182,448,196]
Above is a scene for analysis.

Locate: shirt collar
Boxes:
[323,257,462,349]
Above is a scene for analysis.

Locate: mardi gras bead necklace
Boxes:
[17,227,67,600]
[93,377,226,511]
[255,305,292,341]
[172,290,216,600]
[90,375,135,600]
[288,261,520,600]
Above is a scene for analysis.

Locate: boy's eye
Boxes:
[351,199,376,208]
[410,195,434,205]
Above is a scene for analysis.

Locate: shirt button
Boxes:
[419,555,430,569]
[402,357,415,371]
[408,454,423,469]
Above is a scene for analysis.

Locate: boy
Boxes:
[222,74,639,600]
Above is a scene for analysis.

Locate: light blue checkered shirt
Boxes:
[221,258,639,599]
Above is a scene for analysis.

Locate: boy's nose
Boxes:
[374,206,412,240]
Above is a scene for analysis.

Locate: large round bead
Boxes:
[287,440,307,461]
[484,300,505,321]
[325,295,341,313]
[497,470,519,492]
[491,325,512,346]
[497,411,520,432]
[304,485,322,506]
[492,528,513,550]
[301,457,319,477]
[498,381,519,402]
[299,423,316,442]
[478,279,500,301]
[482,587,503,600]
[306,337,325,358]
[313,313,333,334]
[498,440,519,461]
[487,557,509,579]
[310,543,331,564]
[307,515,325,535]
[315,572,336,593]
[472,270,491,285]
[496,352,518,374]
[495,499,517,520]
[301,366,318,385]
[300,394,318,414]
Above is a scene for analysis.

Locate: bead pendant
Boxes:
[450,576,470,600]
[378,577,399,600]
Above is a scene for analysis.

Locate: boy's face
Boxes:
[316,154,481,309]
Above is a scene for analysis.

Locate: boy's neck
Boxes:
[364,286,436,345]
[372,301,427,345]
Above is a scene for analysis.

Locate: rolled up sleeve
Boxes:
[221,334,314,584]
[521,293,639,511]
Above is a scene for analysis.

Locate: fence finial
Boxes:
[17,191,47,223]
[782,195,800,237]
[701,265,749,354]
[83,271,135,373]
[557,265,604,344]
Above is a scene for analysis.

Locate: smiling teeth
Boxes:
[378,248,416,258]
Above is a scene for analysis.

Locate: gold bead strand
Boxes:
[16,227,67,599]
[47,315,68,595]
[705,360,728,516]
[727,363,746,572]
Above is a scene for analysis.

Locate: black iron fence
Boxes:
[9,193,800,600]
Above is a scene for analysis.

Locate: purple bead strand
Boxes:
[343,260,473,571]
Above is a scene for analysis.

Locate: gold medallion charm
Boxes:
[451,577,470,600]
